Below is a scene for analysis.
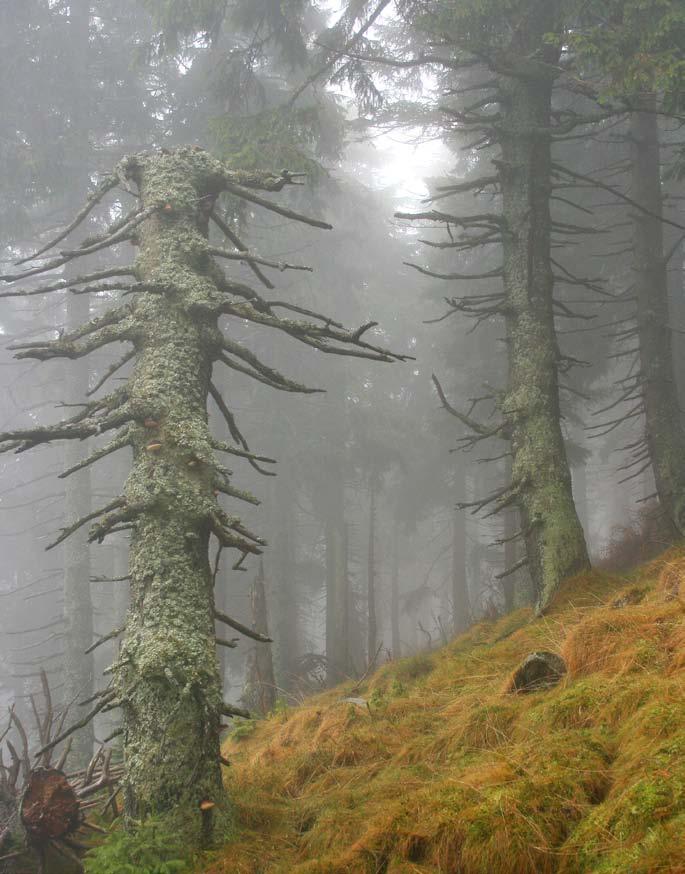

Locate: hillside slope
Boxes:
[207,550,685,874]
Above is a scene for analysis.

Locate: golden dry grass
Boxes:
[204,549,685,874]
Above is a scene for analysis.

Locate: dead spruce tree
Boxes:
[0,147,406,832]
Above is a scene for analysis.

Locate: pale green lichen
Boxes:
[110,150,244,827]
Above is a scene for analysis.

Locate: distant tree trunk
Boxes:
[273,474,299,690]
[366,478,378,666]
[344,523,364,676]
[499,51,589,611]
[113,532,131,628]
[325,477,348,685]
[666,192,685,416]
[631,95,685,536]
[451,506,469,633]
[572,461,589,542]
[62,298,95,768]
[243,561,276,716]
[215,560,231,693]
[390,528,401,659]
[62,0,94,768]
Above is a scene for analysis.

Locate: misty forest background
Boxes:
[1,0,685,858]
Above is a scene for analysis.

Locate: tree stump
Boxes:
[20,769,79,844]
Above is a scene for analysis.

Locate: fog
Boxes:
[0,0,682,841]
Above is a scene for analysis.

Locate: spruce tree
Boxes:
[0,148,405,830]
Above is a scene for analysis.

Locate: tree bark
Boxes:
[0,144,405,835]
[114,153,226,820]
[499,59,589,611]
[631,96,685,535]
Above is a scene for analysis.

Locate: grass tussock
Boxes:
[204,549,685,874]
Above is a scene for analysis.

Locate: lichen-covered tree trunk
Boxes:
[499,70,589,611]
[631,96,685,535]
[0,145,406,838]
[113,154,225,818]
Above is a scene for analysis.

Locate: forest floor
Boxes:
[204,549,685,873]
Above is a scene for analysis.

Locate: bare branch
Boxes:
[61,204,159,258]
[85,627,124,655]
[495,557,529,580]
[221,181,333,229]
[219,299,410,363]
[0,266,136,299]
[0,393,138,453]
[211,440,277,466]
[87,349,135,396]
[214,609,273,644]
[216,637,239,649]
[432,374,506,439]
[14,175,119,265]
[210,211,274,289]
[209,245,313,274]
[47,497,126,551]
[551,163,685,231]
[11,310,132,361]
[218,337,322,394]
[59,428,131,479]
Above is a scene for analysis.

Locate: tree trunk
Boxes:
[499,64,589,611]
[62,0,94,769]
[243,561,276,716]
[115,153,226,821]
[390,528,401,659]
[366,479,377,666]
[62,307,95,767]
[451,508,469,633]
[273,473,298,691]
[631,96,685,535]
[572,460,589,542]
[501,456,519,613]
[0,141,406,837]
[325,477,348,686]
[666,204,685,416]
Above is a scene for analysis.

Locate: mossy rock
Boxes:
[507,651,567,693]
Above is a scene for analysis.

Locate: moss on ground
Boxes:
[203,547,685,874]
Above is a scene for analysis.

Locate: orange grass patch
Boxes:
[201,550,685,874]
